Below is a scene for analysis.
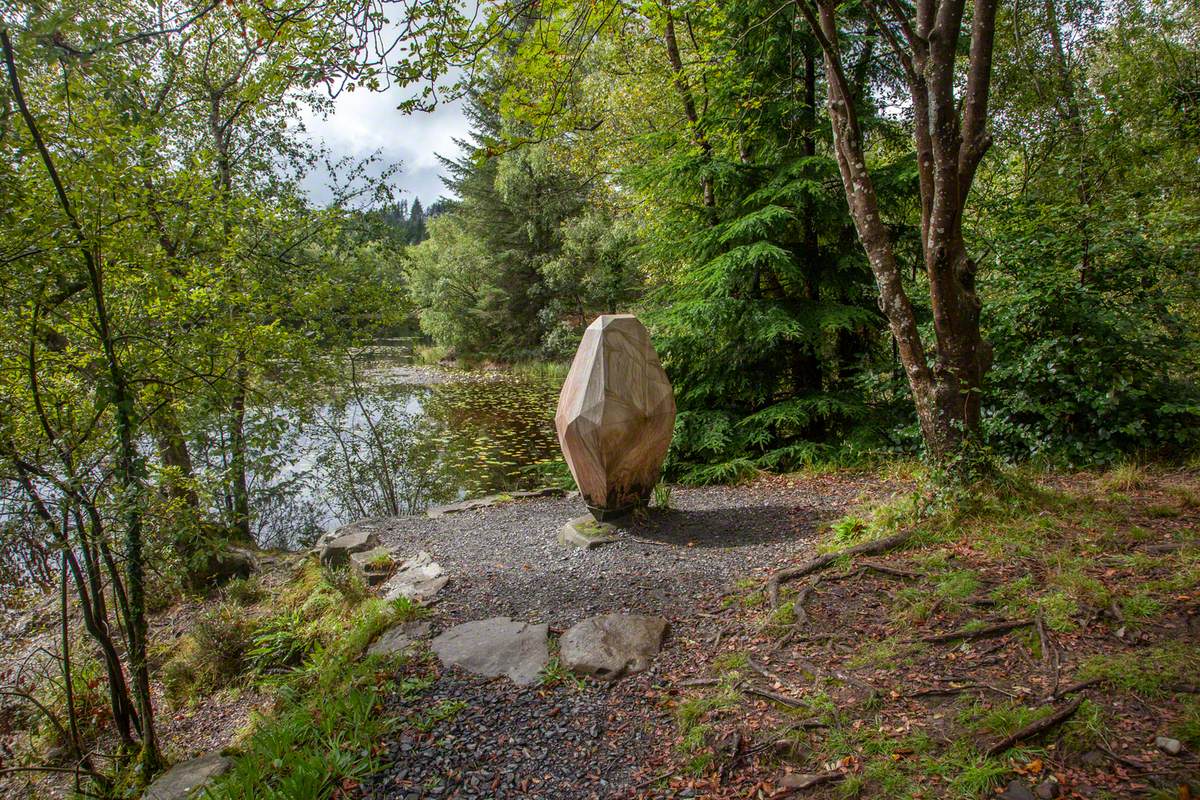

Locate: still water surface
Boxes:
[254,346,565,547]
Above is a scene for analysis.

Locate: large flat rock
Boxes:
[559,614,669,681]
[145,752,231,800]
[431,617,549,686]
[426,488,564,518]
[367,620,432,658]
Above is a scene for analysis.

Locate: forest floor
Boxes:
[351,464,1199,800]
[1,464,1197,800]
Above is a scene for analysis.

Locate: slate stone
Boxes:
[431,617,549,686]
[350,546,396,586]
[559,613,669,680]
[380,551,447,604]
[558,515,619,549]
[999,780,1036,800]
[367,621,432,658]
[426,489,565,518]
[319,529,380,568]
[145,752,231,800]
[1035,778,1062,799]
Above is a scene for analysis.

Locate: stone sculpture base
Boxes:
[585,501,642,522]
[558,515,619,548]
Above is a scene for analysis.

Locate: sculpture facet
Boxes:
[555,314,676,520]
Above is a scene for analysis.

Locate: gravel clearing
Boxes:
[357,473,905,799]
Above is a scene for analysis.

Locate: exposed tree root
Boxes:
[777,770,845,792]
[765,529,912,607]
[984,696,1083,756]
[1043,677,1102,702]
[919,617,1033,644]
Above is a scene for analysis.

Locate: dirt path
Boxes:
[356,474,907,800]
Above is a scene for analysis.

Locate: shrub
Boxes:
[193,603,253,683]
[321,566,368,605]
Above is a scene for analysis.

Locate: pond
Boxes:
[251,346,570,549]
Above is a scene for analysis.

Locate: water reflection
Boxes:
[254,352,566,549]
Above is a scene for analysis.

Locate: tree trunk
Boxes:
[229,358,253,542]
[663,2,715,209]
[2,28,161,778]
[795,0,999,473]
[153,403,200,511]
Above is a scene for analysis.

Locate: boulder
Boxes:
[350,546,396,586]
[367,621,432,658]
[558,515,619,549]
[380,551,447,604]
[319,530,380,568]
[188,547,257,590]
[431,617,549,686]
[145,752,231,800]
[559,613,669,681]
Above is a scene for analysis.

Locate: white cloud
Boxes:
[298,85,470,207]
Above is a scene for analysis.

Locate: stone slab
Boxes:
[559,613,669,681]
[145,752,231,800]
[426,488,565,518]
[319,529,380,568]
[350,546,396,586]
[431,617,549,686]
[367,620,432,658]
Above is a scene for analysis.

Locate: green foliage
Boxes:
[652,482,673,510]
[978,0,1200,465]
[200,558,437,799]
[406,71,639,362]
[247,610,320,675]
[321,566,369,605]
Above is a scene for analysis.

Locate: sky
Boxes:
[298,86,471,208]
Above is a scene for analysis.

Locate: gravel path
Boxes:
[357,474,904,800]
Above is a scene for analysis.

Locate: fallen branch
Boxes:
[908,684,983,697]
[766,529,912,606]
[920,618,1033,644]
[984,696,1083,757]
[777,769,845,793]
[632,768,676,790]
[744,685,808,709]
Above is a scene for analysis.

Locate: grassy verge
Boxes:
[155,562,436,799]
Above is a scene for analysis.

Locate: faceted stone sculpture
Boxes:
[555,314,675,520]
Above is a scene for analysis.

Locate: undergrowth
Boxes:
[159,560,434,799]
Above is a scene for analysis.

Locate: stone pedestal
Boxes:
[558,515,619,549]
